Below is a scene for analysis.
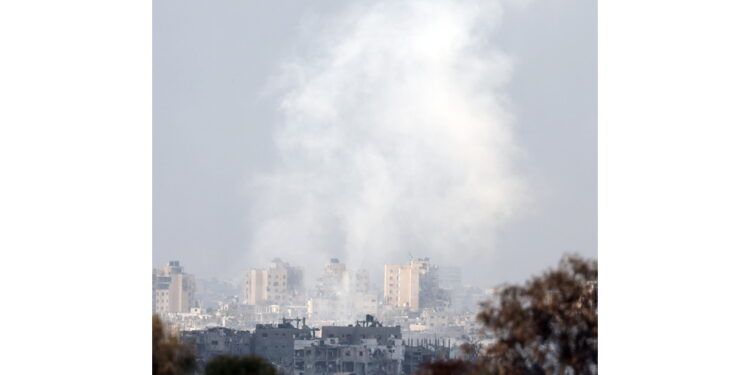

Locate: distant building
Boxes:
[316,258,371,298]
[307,292,379,322]
[321,317,401,345]
[244,258,304,306]
[307,297,341,322]
[414,309,452,331]
[316,258,348,298]
[383,258,448,312]
[309,259,374,321]
[245,269,266,306]
[153,260,196,313]
[384,261,421,311]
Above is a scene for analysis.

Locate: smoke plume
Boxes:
[247,0,527,286]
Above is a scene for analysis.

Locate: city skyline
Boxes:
[6,0,746,373]
[153,0,597,287]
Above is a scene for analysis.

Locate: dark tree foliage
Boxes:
[153,315,197,375]
[204,355,278,375]
[419,254,597,375]
[416,360,474,375]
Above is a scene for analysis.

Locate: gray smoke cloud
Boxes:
[246,0,529,286]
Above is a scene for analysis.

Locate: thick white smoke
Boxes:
[248,0,527,285]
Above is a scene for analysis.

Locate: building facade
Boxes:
[152,260,196,313]
[383,258,442,312]
[183,316,449,375]
[294,317,404,375]
[252,319,314,370]
[316,258,347,298]
[293,337,404,375]
[181,327,254,367]
[244,258,304,306]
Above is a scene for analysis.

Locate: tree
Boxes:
[204,355,278,375]
[420,254,597,375]
[417,359,474,375]
[153,314,197,375]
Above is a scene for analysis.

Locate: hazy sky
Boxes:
[153,0,596,287]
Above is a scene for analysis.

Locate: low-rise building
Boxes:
[293,336,404,375]
[181,315,453,375]
[182,327,253,367]
[252,319,315,371]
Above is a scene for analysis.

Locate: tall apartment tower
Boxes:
[384,258,445,312]
[245,268,267,306]
[316,258,347,297]
[316,258,371,297]
[244,258,304,306]
[152,260,196,313]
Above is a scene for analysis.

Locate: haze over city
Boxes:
[8,0,750,373]
[153,0,596,288]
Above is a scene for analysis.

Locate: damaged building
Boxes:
[253,318,315,369]
[293,316,404,375]
[181,327,253,367]
[182,315,449,375]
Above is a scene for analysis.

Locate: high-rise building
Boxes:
[316,258,371,297]
[152,260,196,313]
[316,258,347,298]
[383,258,447,312]
[244,258,304,306]
[245,268,267,306]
